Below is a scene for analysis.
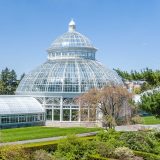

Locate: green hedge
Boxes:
[24,136,95,152]
[134,151,160,160]
[24,140,58,152]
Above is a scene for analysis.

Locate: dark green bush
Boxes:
[154,130,160,140]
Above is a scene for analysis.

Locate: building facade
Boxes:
[16,20,123,127]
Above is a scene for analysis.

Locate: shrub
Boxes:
[96,129,124,148]
[131,115,144,124]
[0,145,30,160]
[32,149,53,160]
[119,131,158,153]
[95,141,115,158]
[53,135,97,160]
[96,129,121,142]
[154,130,160,140]
[114,147,134,160]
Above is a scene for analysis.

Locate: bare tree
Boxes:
[77,88,98,121]
[77,86,133,128]
[98,86,133,128]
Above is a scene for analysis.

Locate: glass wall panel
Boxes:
[1,116,10,123]
[34,114,38,121]
[46,109,52,120]
[10,116,16,123]
[40,114,44,120]
[71,109,78,121]
[63,109,70,121]
[28,115,34,122]
[19,115,26,122]
[54,109,60,121]
[0,113,45,128]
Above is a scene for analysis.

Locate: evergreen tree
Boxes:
[0,68,18,95]
[114,68,160,92]
[139,91,160,118]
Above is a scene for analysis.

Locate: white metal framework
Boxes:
[16,20,123,126]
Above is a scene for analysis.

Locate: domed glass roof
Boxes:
[16,20,123,96]
[48,20,96,51]
[49,31,94,49]
[16,59,123,95]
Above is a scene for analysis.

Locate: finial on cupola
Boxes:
[68,19,76,32]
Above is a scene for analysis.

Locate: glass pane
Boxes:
[54,109,60,121]
[71,109,78,121]
[46,109,52,120]
[1,117,10,124]
[19,115,26,122]
[10,116,16,123]
[63,109,70,121]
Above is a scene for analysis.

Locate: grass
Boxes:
[141,116,160,125]
[0,126,101,143]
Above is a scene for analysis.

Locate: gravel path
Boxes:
[115,124,160,131]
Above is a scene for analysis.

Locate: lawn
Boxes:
[0,126,101,142]
[141,116,160,125]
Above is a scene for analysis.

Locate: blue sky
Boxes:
[0,0,160,77]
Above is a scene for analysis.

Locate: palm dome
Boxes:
[16,20,123,127]
[16,20,123,96]
[16,59,122,95]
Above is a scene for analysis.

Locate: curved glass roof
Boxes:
[16,20,123,96]
[16,59,123,95]
[47,20,97,60]
[0,96,44,115]
[49,31,95,49]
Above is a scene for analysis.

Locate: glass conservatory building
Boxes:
[16,20,123,127]
[0,96,45,129]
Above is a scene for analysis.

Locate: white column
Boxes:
[70,107,72,122]
[60,96,63,122]
[52,106,54,121]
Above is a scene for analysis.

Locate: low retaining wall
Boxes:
[45,121,99,127]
